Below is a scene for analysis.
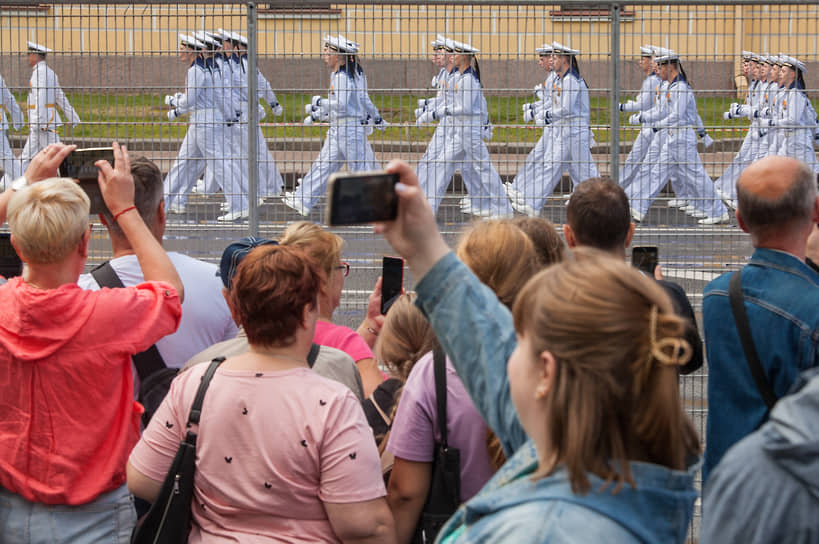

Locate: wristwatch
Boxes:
[10,176,28,192]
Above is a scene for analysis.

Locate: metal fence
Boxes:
[2,0,818,538]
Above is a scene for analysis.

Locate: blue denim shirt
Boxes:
[702,248,819,481]
[416,253,698,543]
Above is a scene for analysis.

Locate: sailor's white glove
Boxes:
[702,134,715,148]
[303,115,314,125]
[628,113,641,125]
[271,102,283,116]
[167,109,179,121]
[416,110,435,125]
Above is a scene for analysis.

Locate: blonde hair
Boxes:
[279,221,343,277]
[7,178,90,264]
[375,293,437,381]
[456,220,540,309]
[512,247,700,494]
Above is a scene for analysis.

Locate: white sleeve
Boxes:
[654,82,688,129]
[174,67,202,116]
[0,77,24,128]
[358,74,380,119]
[257,69,278,106]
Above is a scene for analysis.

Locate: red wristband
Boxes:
[113,205,137,223]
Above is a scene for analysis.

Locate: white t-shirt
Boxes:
[78,252,238,371]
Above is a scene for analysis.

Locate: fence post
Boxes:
[610,2,620,182]
[247,1,259,236]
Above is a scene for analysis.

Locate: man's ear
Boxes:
[78,226,90,259]
[562,224,577,249]
[736,209,749,233]
[625,222,636,248]
[9,234,27,264]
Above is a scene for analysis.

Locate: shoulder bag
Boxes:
[131,357,224,544]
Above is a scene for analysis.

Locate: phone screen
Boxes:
[381,256,404,314]
[0,233,23,279]
[326,171,399,226]
[632,246,659,275]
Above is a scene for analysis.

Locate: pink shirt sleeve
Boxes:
[386,354,436,463]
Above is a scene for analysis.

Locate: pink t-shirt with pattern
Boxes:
[129,363,385,543]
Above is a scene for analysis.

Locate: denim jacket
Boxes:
[416,253,698,543]
[702,248,819,481]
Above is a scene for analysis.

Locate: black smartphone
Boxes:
[632,246,659,275]
[59,147,115,215]
[0,233,23,279]
[326,171,400,226]
[381,256,404,314]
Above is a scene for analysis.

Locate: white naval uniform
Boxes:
[419,67,512,216]
[291,67,381,211]
[768,82,819,172]
[625,80,670,212]
[164,57,245,214]
[628,75,726,219]
[714,79,763,201]
[618,73,661,189]
[517,67,599,212]
[752,80,777,162]
[508,70,559,203]
[235,53,284,197]
[0,75,24,188]
[415,67,451,213]
[20,60,80,165]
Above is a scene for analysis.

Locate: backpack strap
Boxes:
[433,347,448,449]
[90,260,167,379]
[729,270,778,410]
[307,343,321,368]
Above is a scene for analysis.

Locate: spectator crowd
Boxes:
[0,142,818,543]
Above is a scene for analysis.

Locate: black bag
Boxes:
[131,357,224,544]
[91,261,177,426]
[412,348,461,544]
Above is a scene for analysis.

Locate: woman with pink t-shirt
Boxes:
[279,221,383,397]
[127,244,394,543]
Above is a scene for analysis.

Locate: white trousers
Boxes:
[292,123,380,211]
[619,127,654,190]
[0,130,22,188]
[714,129,759,200]
[20,129,59,168]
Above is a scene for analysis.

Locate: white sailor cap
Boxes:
[323,34,360,54]
[760,54,774,65]
[536,43,554,56]
[450,40,479,54]
[192,31,220,50]
[551,41,579,56]
[205,31,224,43]
[655,51,680,64]
[741,50,755,60]
[639,45,654,56]
[27,41,52,55]
[179,33,206,50]
[770,55,785,66]
[651,46,672,59]
[218,29,248,46]
[779,54,806,73]
[431,34,448,49]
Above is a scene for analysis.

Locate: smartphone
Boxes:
[632,246,659,275]
[59,148,115,215]
[326,171,400,226]
[381,256,404,315]
[0,233,23,279]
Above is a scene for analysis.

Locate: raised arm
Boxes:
[97,142,184,302]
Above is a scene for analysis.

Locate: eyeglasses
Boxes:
[335,262,350,277]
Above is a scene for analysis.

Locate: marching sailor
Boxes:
[20,42,80,167]
[283,34,382,216]
[0,72,24,188]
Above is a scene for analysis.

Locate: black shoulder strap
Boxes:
[307,343,321,368]
[433,347,448,449]
[90,260,167,379]
[188,357,225,426]
[729,270,778,410]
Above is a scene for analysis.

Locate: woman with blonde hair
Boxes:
[378,160,700,542]
[279,221,383,397]
[386,220,540,543]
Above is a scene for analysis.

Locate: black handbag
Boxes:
[131,357,224,544]
[412,348,461,544]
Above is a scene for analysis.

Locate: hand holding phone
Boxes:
[632,246,659,276]
[326,170,400,226]
[59,146,118,215]
[380,256,404,314]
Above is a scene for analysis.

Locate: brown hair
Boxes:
[456,220,540,309]
[279,221,344,278]
[101,156,163,236]
[508,216,566,268]
[375,293,438,381]
[566,177,631,252]
[512,247,700,494]
[229,245,323,348]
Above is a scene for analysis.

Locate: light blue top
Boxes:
[414,253,698,543]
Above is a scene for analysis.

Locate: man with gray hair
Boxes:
[702,155,819,482]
